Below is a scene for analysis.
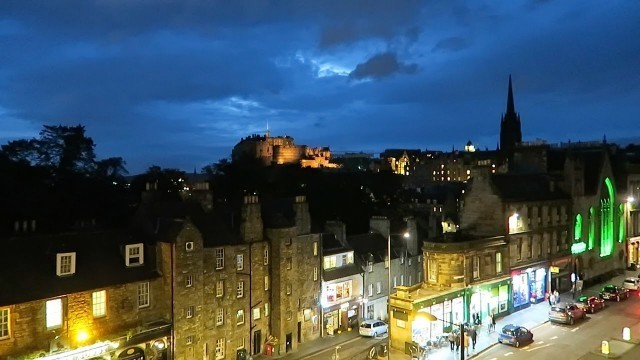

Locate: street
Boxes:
[477,289,640,359]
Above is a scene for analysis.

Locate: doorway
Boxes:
[253,330,262,355]
[297,321,302,344]
[285,333,292,352]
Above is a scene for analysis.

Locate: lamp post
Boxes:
[420,313,466,360]
[627,196,636,267]
[387,232,410,358]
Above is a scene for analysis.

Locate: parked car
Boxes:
[600,285,630,301]
[498,324,533,348]
[576,295,606,314]
[359,320,388,337]
[548,302,586,324]
[622,277,640,291]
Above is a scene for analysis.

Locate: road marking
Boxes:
[571,327,580,332]
[526,343,553,352]
[536,341,544,344]
[504,351,514,356]
[551,336,558,340]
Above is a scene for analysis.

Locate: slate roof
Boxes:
[490,173,571,202]
[0,230,161,307]
[346,232,406,262]
[322,263,362,282]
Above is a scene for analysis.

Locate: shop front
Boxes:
[467,276,510,323]
[511,263,548,312]
[550,256,574,293]
[410,288,466,347]
[321,279,358,335]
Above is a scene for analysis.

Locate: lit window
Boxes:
[125,244,144,267]
[237,281,244,298]
[186,335,194,345]
[46,298,62,329]
[367,261,373,272]
[186,306,194,318]
[1,308,10,339]
[216,308,224,326]
[253,307,261,320]
[215,248,224,269]
[236,309,245,325]
[376,282,382,294]
[216,338,225,360]
[313,241,318,256]
[92,290,106,318]
[264,275,269,290]
[138,282,150,308]
[428,259,438,282]
[313,267,318,281]
[264,303,270,316]
[286,257,292,270]
[236,254,244,271]
[56,252,76,276]
[472,256,480,279]
[496,253,503,273]
[368,284,373,296]
[216,280,224,297]
[186,275,193,287]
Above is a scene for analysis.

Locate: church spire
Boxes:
[506,74,515,115]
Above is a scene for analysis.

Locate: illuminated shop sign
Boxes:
[571,242,587,254]
[322,280,353,307]
[40,341,119,360]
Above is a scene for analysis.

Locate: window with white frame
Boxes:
[418,255,421,263]
[92,290,106,318]
[215,338,225,360]
[237,281,244,298]
[236,309,245,325]
[46,298,62,329]
[376,282,382,294]
[313,241,318,256]
[400,255,404,264]
[286,257,292,270]
[286,284,292,295]
[186,335,194,345]
[138,282,150,308]
[400,275,404,285]
[236,254,244,271]
[264,303,270,316]
[368,284,373,296]
[1,308,10,339]
[56,252,76,276]
[237,338,245,350]
[216,308,224,326]
[408,257,412,266]
[125,244,144,267]
[216,280,224,297]
[186,305,194,318]
[264,247,269,265]
[264,275,269,290]
[313,267,318,281]
[472,256,480,279]
[384,255,389,269]
[253,307,261,320]
[186,275,193,287]
[393,276,397,288]
[367,261,373,272]
[215,248,224,269]
[427,258,438,282]
[496,252,502,273]
[285,237,292,246]
[418,270,422,282]
[286,310,292,320]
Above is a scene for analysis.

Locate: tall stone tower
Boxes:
[499,75,522,157]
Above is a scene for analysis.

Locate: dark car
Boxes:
[498,324,533,348]
[576,295,605,313]
[600,285,630,301]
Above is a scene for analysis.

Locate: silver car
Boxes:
[359,320,388,337]
[622,277,640,291]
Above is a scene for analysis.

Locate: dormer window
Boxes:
[56,253,76,276]
[125,244,144,267]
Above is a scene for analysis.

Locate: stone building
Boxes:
[0,228,171,360]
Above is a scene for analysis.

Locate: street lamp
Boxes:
[387,231,409,357]
[626,196,636,267]
[420,313,466,360]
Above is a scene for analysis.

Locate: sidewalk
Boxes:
[255,273,627,360]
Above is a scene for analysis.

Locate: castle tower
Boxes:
[499,75,522,156]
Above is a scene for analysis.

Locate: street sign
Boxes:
[549,266,559,273]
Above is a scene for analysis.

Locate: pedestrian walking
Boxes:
[553,290,560,304]
[455,332,461,352]
[550,293,556,306]
[448,332,455,351]
[463,331,470,356]
[545,291,551,305]
[469,327,477,350]
[490,313,496,333]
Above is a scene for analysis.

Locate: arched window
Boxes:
[588,207,596,250]
[619,203,625,243]
[574,214,582,240]
[600,177,615,257]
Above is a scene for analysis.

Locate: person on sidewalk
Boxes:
[455,332,461,352]
[463,331,470,357]
[469,327,477,350]
[448,332,455,351]
[553,289,560,304]
[549,292,556,306]
[545,291,551,305]
[489,312,496,333]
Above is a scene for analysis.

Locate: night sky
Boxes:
[1,1,639,174]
